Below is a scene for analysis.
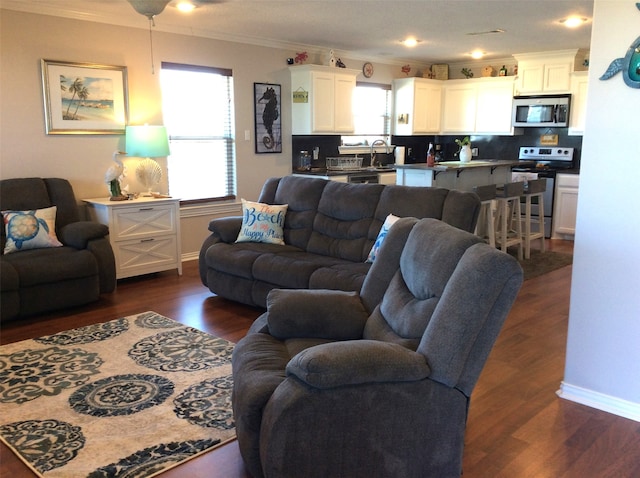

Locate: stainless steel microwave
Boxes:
[511,94,571,128]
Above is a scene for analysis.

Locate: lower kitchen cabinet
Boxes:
[378,172,397,185]
[553,173,580,238]
[84,197,182,279]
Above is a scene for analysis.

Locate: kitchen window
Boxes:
[160,62,236,203]
[350,82,391,141]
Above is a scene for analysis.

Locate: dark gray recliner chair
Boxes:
[232,217,524,478]
[1,178,116,321]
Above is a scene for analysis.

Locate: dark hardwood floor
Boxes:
[2,240,640,477]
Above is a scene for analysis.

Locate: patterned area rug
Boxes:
[0,311,236,478]
[508,248,573,280]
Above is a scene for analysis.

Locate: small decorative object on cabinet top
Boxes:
[461,67,474,78]
[329,49,336,67]
[401,64,411,75]
[294,51,308,64]
[499,65,508,76]
[362,62,374,78]
[482,65,494,77]
[432,64,449,80]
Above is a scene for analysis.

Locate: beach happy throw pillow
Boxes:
[236,199,288,245]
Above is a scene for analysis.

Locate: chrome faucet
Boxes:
[370,139,390,168]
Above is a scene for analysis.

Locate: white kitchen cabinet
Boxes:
[378,172,397,185]
[393,77,443,135]
[290,65,359,134]
[569,71,589,136]
[513,49,586,94]
[84,197,182,279]
[475,78,516,133]
[553,173,580,239]
[442,81,476,133]
[442,77,515,135]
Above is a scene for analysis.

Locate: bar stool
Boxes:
[473,184,496,247]
[521,178,547,259]
[494,181,524,260]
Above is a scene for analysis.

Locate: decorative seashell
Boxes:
[135,158,162,190]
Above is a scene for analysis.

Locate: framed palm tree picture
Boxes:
[41,59,129,135]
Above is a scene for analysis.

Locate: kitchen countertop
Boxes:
[293,167,396,176]
[395,159,526,171]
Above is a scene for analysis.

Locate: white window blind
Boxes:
[353,83,391,135]
[160,62,236,203]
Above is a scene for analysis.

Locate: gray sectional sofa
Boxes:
[199,176,481,308]
[1,178,116,321]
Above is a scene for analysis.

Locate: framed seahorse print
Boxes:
[254,83,282,153]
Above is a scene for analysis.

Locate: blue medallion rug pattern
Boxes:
[0,311,236,478]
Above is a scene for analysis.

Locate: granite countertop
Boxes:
[395,159,526,171]
[293,167,396,176]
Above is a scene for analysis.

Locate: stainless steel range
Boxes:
[512,147,575,238]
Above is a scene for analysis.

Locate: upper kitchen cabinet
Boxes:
[393,77,443,135]
[569,71,589,136]
[442,77,516,135]
[290,65,359,135]
[513,49,588,95]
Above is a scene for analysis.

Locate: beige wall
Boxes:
[0,9,422,258]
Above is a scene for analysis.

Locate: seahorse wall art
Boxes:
[599,3,640,88]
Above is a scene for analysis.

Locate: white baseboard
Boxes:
[557,382,640,422]
[181,252,199,262]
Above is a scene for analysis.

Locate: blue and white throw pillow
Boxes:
[235,199,288,245]
[366,214,399,263]
[3,206,63,254]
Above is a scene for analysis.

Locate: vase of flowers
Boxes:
[455,137,472,163]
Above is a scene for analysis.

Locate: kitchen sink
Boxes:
[362,166,395,172]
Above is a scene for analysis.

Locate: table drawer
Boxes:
[114,235,179,278]
[112,204,177,240]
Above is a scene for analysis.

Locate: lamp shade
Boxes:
[126,125,170,158]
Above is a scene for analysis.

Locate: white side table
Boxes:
[84,197,182,279]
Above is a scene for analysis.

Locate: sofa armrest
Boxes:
[58,221,109,249]
[208,216,243,243]
[287,340,431,389]
[266,289,369,340]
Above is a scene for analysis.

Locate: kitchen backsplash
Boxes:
[293,129,583,171]
[393,128,583,169]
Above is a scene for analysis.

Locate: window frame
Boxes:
[160,62,236,205]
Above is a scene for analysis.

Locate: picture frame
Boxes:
[254,83,282,153]
[41,59,129,135]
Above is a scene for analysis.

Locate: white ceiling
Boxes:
[1,0,594,64]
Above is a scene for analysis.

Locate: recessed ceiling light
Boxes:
[401,38,421,47]
[471,50,485,59]
[176,1,197,12]
[560,16,588,28]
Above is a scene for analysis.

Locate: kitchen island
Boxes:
[395,160,526,191]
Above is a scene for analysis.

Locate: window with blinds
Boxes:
[160,62,236,203]
[353,82,391,135]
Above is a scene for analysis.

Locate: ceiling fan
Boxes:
[126,0,222,20]
[126,0,223,72]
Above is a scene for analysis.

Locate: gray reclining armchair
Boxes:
[1,178,116,320]
[232,217,524,478]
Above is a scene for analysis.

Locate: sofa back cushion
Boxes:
[307,181,385,262]
[259,176,328,250]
